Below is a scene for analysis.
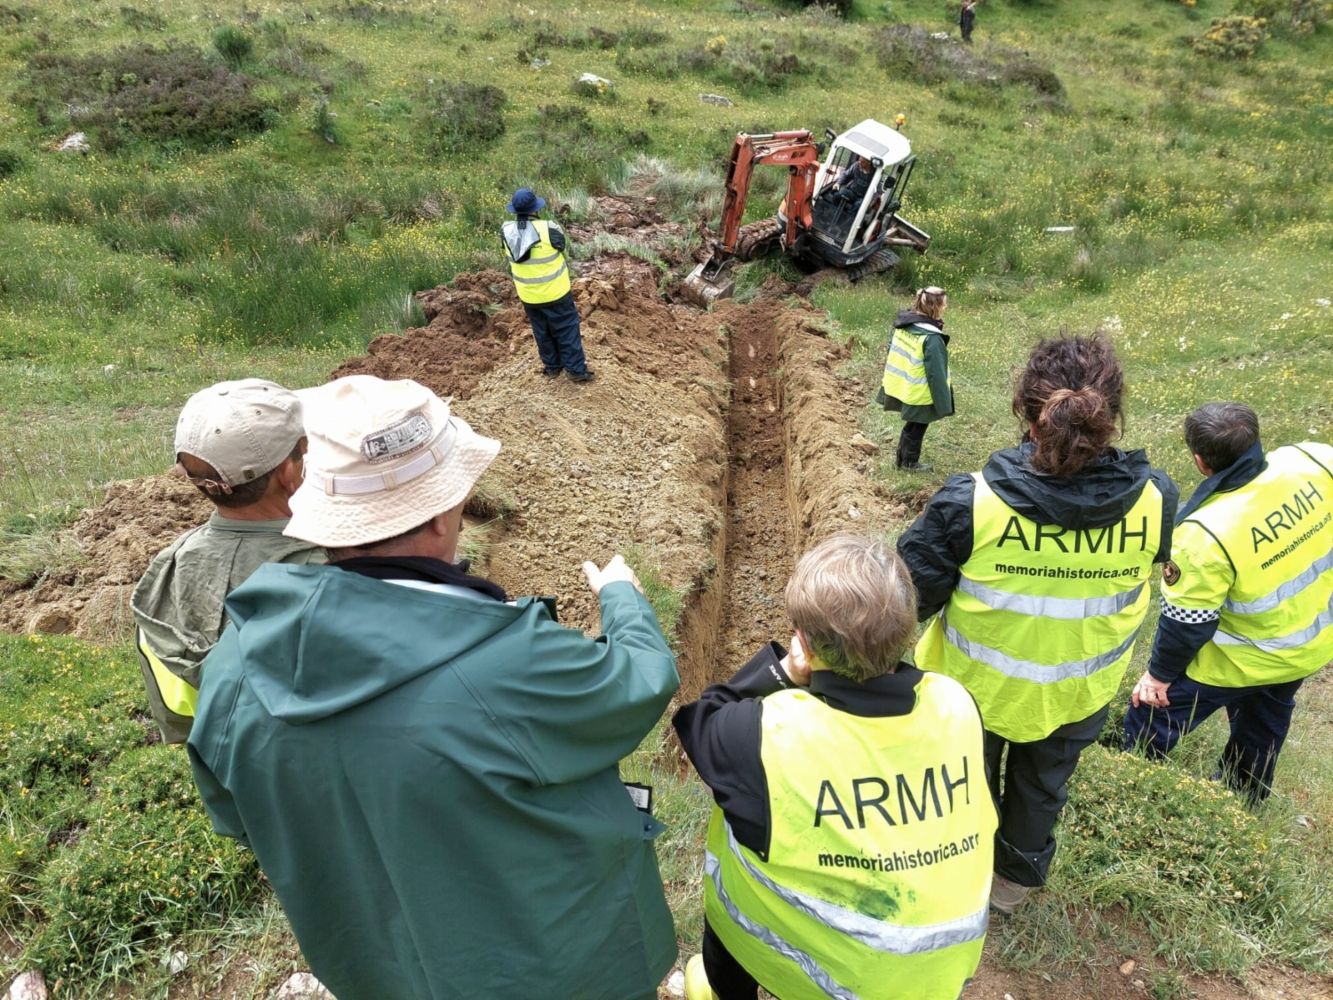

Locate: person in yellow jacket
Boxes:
[674,535,996,1000]
[1125,402,1333,803]
[897,335,1178,914]
[501,187,593,382]
[876,287,953,472]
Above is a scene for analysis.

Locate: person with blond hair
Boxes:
[898,334,1178,914]
[877,286,953,472]
[675,535,995,1000]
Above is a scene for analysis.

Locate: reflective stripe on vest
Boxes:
[1179,444,1333,687]
[506,219,571,304]
[880,325,947,406]
[704,675,994,1000]
[137,627,198,718]
[915,473,1163,742]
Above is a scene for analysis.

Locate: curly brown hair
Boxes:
[1013,334,1124,476]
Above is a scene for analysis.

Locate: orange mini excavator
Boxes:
[683,119,931,305]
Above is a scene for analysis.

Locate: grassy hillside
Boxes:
[0,0,1330,995]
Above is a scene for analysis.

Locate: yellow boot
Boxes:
[684,954,720,1000]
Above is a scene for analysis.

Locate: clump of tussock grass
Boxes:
[615,154,723,223]
[1058,745,1332,973]
[873,25,1066,103]
[421,80,508,156]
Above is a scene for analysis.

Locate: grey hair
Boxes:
[1184,402,1259,473]
[784,535,918,683]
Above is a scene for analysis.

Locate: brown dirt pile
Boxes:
[0,474,210,639]
[0,204,894,682]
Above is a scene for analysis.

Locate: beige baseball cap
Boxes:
[174,379,305,487]
[285,376,501,548]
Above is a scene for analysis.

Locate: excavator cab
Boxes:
[806,120,925,268]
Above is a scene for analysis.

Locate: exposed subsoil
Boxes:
[0,192,1322,1000]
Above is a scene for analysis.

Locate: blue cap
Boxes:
[506,187,546,215]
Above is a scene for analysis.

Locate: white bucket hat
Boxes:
[285,376,501,548]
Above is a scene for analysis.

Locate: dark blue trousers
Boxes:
[523,293,588,377]
[1122,674,1304,803]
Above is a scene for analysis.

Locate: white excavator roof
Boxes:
[835,119,912,166]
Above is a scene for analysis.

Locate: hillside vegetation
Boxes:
[0,0,1330,996]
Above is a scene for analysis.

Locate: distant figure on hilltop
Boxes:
[188,375,679,1000]
[502,186,594,382]
[131,378,325,744]
[960,0,978,43]
[1124,402,1333,804]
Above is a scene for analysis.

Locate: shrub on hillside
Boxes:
[678,36,812,92]
[1063,745,1328,958]
[1193,15,1269,57]
[21,45,275,149]
[119,6,167,32]
[0,146,23,177]
[874,25,1067,103]
[211,24,253,69]
[1233,0,1327,33]
[23,748,263,980]
[422,80,508,155]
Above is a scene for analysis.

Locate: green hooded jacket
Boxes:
[188,563,679,1000]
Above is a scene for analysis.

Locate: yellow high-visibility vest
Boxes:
[704,674,995,1000]
[881,325,948,407]
[135,627,198,743]
[1172,443,1333,688]
[916,474,1164,742]
[505,219,571,305]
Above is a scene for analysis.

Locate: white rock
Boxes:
[847,505,861,520]
[274,972,333,999]
[699,93,734,107]
[578,72,611,87]
[530,58,550,69]
[57,132,90,154]
[665,969,686,997]
[102,363,118,375]
[1044,225,1076,233]
[168,950,189,975]
[1315,298,1330,307]
[5,971,48,1000]
[930,31,951,40]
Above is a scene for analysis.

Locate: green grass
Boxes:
[0,0,1330,991]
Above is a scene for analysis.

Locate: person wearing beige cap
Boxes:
[187,375,681,1000]
[131,378,326,744]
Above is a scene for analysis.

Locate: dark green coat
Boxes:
[876,311,955,425]
[189,563,679,1000]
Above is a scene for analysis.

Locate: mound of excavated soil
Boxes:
[0,474,211,639]
[0,195,895,692]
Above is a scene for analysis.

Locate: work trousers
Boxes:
[1122,674,1303,803]
[701,920,762,1000]
[985,706,1107,888]
[523,293,589,377]
[896,421,929,467]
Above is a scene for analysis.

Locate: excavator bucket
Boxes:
[681,254,736,307]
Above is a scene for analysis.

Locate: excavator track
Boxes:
[844,248,901,284]
[733,219,784,262]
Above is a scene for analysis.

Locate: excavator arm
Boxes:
[684,131,823,305]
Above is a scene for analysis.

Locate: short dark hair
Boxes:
[1184,402,1259,473]
[185,441,303,509]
